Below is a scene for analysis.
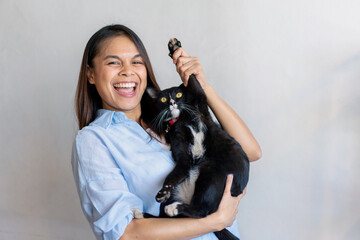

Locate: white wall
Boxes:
[1,0,359,239]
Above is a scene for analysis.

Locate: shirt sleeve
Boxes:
[72,128,143,240]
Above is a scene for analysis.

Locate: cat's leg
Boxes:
[226,152,250,197]
[164,169,224,218]
[164,202,207,218]
[156,162,192,202]
[131,209,144,219]
[230,170,249,197]
[186,75,210,116]
[157,134,194,203]
[132,209,159,219]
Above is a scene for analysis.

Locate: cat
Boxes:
[148,38,250,240]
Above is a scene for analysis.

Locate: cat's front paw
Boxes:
[164,202,181,217]
[156,185,173,202]
[168,38,182,58]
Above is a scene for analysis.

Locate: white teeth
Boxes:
[114,82,136,88]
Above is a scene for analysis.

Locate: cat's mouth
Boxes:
[113,82,137,96]
[163,109,180,122]
[170,109,180,119]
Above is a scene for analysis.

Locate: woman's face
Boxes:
[88,35,147,121]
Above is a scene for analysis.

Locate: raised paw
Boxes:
[156,184,173,203]
[168,38,182,58]
[131,209,144,219]
[164,202,181,217]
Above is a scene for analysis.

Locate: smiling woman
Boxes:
[75,25,160,130]
[86,35,148,121]
[72,24,260,240]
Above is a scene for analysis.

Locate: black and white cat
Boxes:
[146,39,250,240]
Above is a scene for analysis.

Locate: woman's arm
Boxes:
[120,175,244,240]
[205,87,262,162]
[171,48,262,162]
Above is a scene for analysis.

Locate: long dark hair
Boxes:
[75,24,160,130]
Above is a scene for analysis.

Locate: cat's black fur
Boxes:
[149,38,250,240]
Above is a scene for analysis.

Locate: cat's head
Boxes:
[148,84,196,133]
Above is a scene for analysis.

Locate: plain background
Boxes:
[1,0,359,239]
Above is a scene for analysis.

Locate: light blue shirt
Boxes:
[71,109,240,240]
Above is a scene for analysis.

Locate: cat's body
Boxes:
[151,72,249,240]
[133,38,249,240]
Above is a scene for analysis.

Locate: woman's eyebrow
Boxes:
[132,54,142,59]
[104,55,120,61]
[104,54,142,60]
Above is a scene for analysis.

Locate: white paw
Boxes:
[131,209,144,219]
[164,202,181,217]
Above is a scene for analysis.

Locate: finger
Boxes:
[224,174,234,195]
[176,56,192,69]
[177,58,199,77]
[177,63,193,85]
[173,48,190,64]
[182,66,199,86]
[176,59,196,85]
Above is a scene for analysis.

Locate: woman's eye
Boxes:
[161,97,167,103]
[133,61,144,65]
[176,92,182,98]
[108,61,119,65]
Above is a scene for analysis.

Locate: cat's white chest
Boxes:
[188,121,206,159]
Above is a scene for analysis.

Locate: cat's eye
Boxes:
[176,92,183,98]
[161,97,167,103]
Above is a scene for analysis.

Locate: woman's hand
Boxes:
[206,174,247,231]
[171,48,210,91]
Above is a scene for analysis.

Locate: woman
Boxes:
[72,24,261,240]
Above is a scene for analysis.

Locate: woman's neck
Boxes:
[124,111,141,124]
[124,110,148,130]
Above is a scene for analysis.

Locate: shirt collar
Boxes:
[91,109,128,129]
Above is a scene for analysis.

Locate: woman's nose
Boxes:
[119,63,134,77]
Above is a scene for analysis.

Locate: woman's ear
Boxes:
[146,87,159,100]
[87,65,95,84]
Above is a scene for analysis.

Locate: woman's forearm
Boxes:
[121,175,243,240]
[204,86,262,162]
[170,48,261,162]
[120,215,220,240]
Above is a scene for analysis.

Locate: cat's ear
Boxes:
[146,87,159,100]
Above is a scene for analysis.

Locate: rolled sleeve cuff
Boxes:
[95,212,133,240]
[85,179,143,240]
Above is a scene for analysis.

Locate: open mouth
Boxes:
[113,82,137,96]
[164,108,180,121]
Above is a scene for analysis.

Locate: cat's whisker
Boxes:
[152,112,164,129]
[180,104,197,116]
[152,109,170,132]
[159,110,170,123]
[164,117,174,121]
